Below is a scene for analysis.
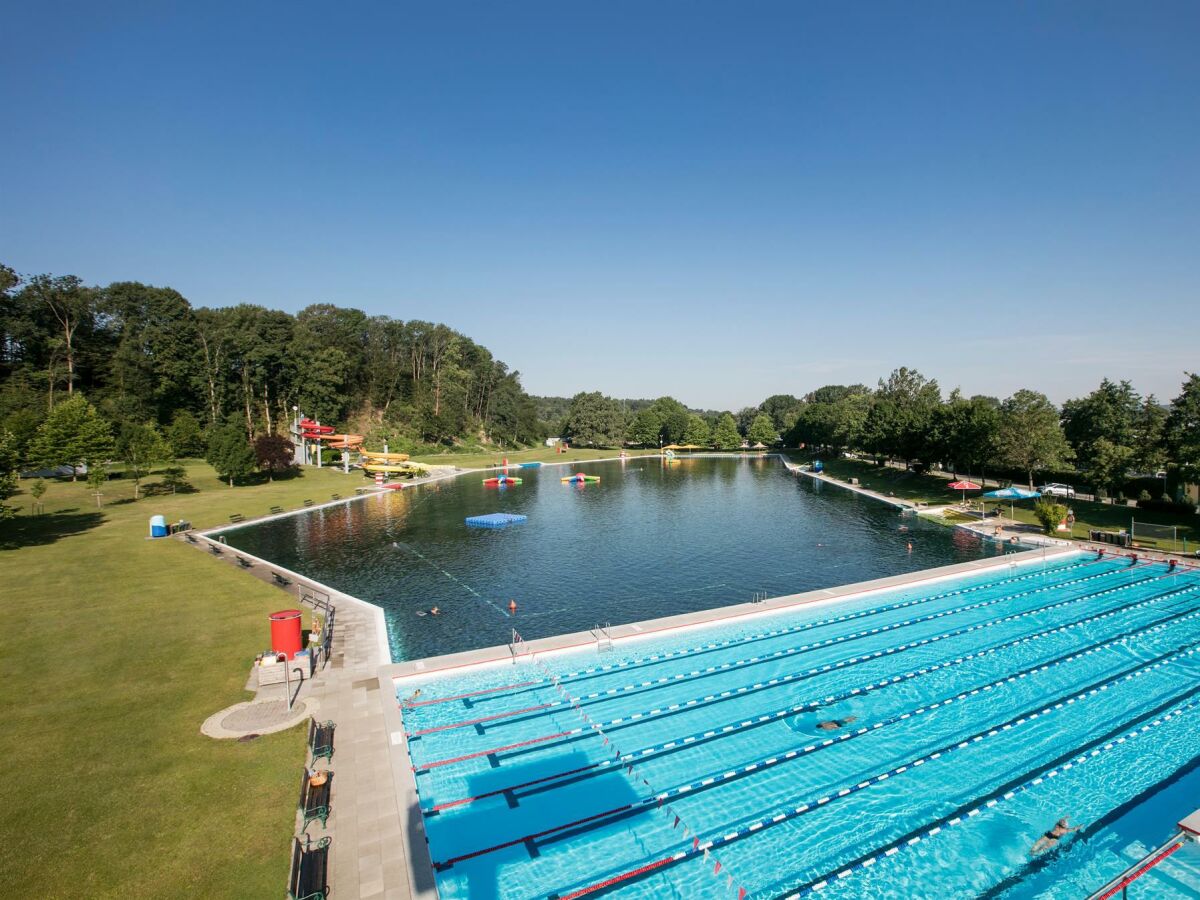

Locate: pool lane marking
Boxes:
[431,633,1200,873]
[392,541,511,619]
[409,571,1184,771]
[409,556,1107,707]
[540,644,1200,897]
[406,566,1156,736]
[421,581,1200,811]
[778,689,1200,898]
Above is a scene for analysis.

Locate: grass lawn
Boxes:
[411,445,661,469]
[2,460,358,898]
[808,457,966,505]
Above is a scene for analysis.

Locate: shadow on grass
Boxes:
[0,508,105,550]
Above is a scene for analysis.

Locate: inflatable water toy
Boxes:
[519,462,542,468]
[561,473,601,483]
[483,476,523,486]
[465,513,528,529]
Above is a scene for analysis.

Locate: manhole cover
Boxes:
[222,700,307,731]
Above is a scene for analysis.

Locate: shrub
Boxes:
[1138,489,1152,502]
[1136,497,1197,514]
[1034,499,1068,535]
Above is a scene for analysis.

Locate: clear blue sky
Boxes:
[2,2,1197,409]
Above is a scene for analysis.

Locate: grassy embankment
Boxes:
[811,457,1198,552]
[2,460,356,898]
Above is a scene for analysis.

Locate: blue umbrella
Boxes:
[984,486,1041,519]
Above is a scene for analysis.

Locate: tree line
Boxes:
[557,368,1200,504]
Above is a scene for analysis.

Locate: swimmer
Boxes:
[405,688,422,704]
[430,606,441,616]
[1031,817,1081,855]
[816,715,858,732]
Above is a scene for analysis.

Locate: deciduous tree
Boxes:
[28,396,115,480]
[205,423,256,486]
[996,390,1073,489]
[712,413,741,450]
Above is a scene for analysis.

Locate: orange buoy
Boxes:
[508,599,518,613]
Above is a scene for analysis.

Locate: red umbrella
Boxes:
[947,480,982,504]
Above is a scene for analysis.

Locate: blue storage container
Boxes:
[149,514,168,538]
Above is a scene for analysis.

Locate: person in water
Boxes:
[1031,817,1081,854]
[429,606,440,616]
[816,715,858,731]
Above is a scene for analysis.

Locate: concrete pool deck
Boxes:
[379,544,1077,898]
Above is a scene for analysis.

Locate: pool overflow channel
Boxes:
[395,554,1200,898]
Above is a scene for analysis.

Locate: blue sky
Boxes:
[2,2,1197,409]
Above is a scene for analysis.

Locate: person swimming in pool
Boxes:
[1031,817,1081,854]
[816,715,858,731]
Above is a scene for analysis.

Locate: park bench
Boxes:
[329,493,341,501]
[229,513,244,523]
[208,543,223,555]
[236,555,253,569]
[184,532,199,544]
[309,719,335,763]
[287,835,330,900]
[298,767,333,831]
[303,499,314,507]
[269,506,284,515]
[273,572,292,587]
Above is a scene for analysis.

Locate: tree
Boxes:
[712,413,742,450]
[29,478,47,515]
[87,464,107,508]
[1061,379,1142,487]
[1163,374,1200,485]
[626,407,663,446]
[932,391,999,478]
[758,394,803,433]
[735,407,759,436]
[118,422,171,500]
[862,367,941,465]
[254,434,296,480]
[996,390,1073,489]
[205,423,257,486]
[164,410,206,458]
[682,414,712,447]
[28,395,115,480]
[649,397,690,445]
[0,429,19,521]
[747,414,777,446]
[562,392,625,447]
[160,465,190,495]
[23,274,102,399]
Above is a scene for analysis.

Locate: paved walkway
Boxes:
[185,530,422,900]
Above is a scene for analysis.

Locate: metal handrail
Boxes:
[1085,832,1188,900]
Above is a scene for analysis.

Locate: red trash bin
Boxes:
[269,609,304,660]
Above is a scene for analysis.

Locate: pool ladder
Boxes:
[593,623,613,653]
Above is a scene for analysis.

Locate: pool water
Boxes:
[396,553,1200,899]
[223,457,1003,660]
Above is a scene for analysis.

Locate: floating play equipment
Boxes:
[519,462,542,468]
[465,513,528,529]
[561,473,601,483]
[483,476,522,486]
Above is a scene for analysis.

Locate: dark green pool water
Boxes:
[223,457,1003,661]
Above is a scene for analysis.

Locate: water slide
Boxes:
[300,418,363,450]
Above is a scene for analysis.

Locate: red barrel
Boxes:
[269,609,304,660]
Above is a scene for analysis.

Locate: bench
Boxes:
[329,493,341,501]
[236,555,253,569]
[229,513,244,523]
[269,506,284,515]
[303,499,314,507]
[298,767,333,831]
[309,719,335,763]
[273,572,292,587]
[287,835,330,900]
[208,543,224,555]
[184,532,199,544]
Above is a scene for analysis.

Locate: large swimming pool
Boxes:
[397,552,1200,899]
[223,456,1003,660]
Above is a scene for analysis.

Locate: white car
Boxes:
[1038,483,1076,498]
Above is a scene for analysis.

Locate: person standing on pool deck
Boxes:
[1031,817,1081,854]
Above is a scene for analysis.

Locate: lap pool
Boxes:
[221,456,1005,661]
[395,552,1200,899]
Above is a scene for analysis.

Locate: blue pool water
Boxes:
[397,553,1200,899]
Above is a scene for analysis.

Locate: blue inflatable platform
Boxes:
[465,513,528,529]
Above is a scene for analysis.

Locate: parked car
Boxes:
[1038,483,1076,498]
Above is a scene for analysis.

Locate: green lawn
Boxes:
[411,445,661,469]
[807,457,1198,552]
[2,460,357,898]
